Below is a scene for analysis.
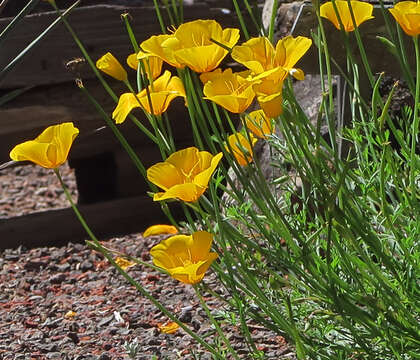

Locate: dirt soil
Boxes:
[0,163,295,359]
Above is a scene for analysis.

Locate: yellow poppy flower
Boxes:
[141,34,184,69]
[389,1,420,37]
[244,110,275,139]
[252,79,284,118]
[141,20,240,73]
[143,224,178,237]
[202,68,255,113]
[112,70,186,123]
[96,52,128,81]
[320,0,374,32]
[231,36,312,81]
[225,132,257,166]
[10,122,79,169]
[126,51,163,80]
[147,147,223,202]
[150,231,218,285]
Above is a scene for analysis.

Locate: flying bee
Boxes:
[64,57,86,76]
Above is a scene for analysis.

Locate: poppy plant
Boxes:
[112,70,186,123]
[147,147,223,202]
[389,1,420,37]
[96,52,128,81]
[150,231,218,285]
[202,68,255,113]
[10,122,79,169]
[141,20,240,73]
[320,0,374,32]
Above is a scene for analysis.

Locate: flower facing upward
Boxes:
[126,51,163,80]
[320,0,374,32]
[141,20,240,73]
[231,36,311,117]
[244,110,275,139]
[96,52,127,81]
[150,231,218,285]
[225,132,257,166]
[147,147,223,202]
[389,1,420,37]
[201,68,255,113]
[231,36,312,81]
[112,70,186,123]
[10,122,79,169]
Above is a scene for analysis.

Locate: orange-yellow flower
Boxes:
[244,110,275,139]
[320,0,374,32]
[10,122,79,169]
[143,224,178,237]
[126,51,163,80]
[158,321,180,334]
[115,257,137,271]
[231,36,312,81]
[150,231,218,285]
[225,132,257,166]
[112,70,185,123]
[141,20,240,73]
[141,34,184,69]
[96,52,128,81]
[202,68,255,113]
[389,1,420,37]
[252,79,284,118]
[147,147,223,202]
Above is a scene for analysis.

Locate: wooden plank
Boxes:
[0,194,183,250]
[0,77,193,164]
[0,3,237,88]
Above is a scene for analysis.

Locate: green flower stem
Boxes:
[55,168,222,358]
[77,81,178,227]
[54,168,96,241]
[77,81,147,178]
[49,1,117,102]
[345,0,374,86]
[49,1,159,145]
[123,79,171,157]
[193,285,240,360]
[152,0,166,34]
[122,13,139,53]
[232,0,249,41]
[0,1,79,84]
[85,240,167,274]
[410,35,420,202]
[314,5,336,154]
[180,70,205,150]
[268,0,279,42]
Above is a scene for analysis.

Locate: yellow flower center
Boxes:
[180,160,201,182]
[192,32,208,47]
[176,248,194,266]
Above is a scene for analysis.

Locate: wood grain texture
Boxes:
[0,3,235,88]
[0,194,183,249]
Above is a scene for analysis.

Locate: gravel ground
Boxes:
[0,163,295,359]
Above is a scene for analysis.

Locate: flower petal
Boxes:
[112,93,141,124]
[147,161,184,191]
[153,183,206,202]
[96,52,127,81]
[193,152,223,188]
[143,224,178,237]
